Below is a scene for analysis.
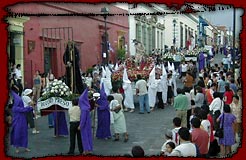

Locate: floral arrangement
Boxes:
[162,52,174,62]
[175,52,185,61]
[112,57,154,82]
[40,79,77,101]
[185,49,199,57]
[198,47,209,54]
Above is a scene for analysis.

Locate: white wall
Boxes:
[164,14,198,49]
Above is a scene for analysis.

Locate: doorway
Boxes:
[44,47,56,75]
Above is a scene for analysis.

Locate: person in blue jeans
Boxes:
[135,75,150,114]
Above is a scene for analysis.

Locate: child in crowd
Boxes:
[165,142,176,156]
[171,117,181,145]
[160,129,175,156]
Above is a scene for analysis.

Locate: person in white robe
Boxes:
[171,63,178,97]
[161,64,168,106]
[114,63,119,72]
[122,68,135,113]
[100,66,112,96]
[147,66,159,111]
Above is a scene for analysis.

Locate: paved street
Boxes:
[6,100,177,158]
[6,53,239,159]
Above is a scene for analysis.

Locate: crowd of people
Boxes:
[6,46,242,157]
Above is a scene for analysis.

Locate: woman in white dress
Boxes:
[107,95,128,142]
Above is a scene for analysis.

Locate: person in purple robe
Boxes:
[95,84,111,139]
[198,52,205,72]
[10,90,33,153]
[79,88,93,155]
[53,111,69,137]
[223,46,227,55]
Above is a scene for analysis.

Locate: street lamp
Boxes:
[101,7,109,65]
[173,19,177,48]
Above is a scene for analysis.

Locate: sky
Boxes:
[198,5,243,36]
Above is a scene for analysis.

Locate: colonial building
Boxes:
[116,3,200,54]
[164,13,198,50]
[7,3,128,88]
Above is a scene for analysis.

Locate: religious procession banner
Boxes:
[185,56,197,62]
[37,97,72,112]
[36,78,77,115]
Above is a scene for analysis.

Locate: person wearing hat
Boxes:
[160,129,176,156]
[22,89,40,134]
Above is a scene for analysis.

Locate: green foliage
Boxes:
[117,48,126,60]
[86,67,94,74]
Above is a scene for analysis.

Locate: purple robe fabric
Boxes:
[53,111,69,136]
[79,88,93,152]
[223,47,227,55]
[96,84,111,139]
[199,52,205,71]
[10,90,33,148]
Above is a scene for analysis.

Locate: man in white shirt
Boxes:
[222,55,229,70]
[15,64,23,95]
[67,99,83,155]
[169,127,197,157]
[135,74,150,114]
[179,61,188,79]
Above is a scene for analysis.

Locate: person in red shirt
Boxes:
[191,117,209,157]
[223,85,234,105]
[205,83,216,105]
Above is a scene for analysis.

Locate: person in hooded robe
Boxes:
[63,41,85,94]
[198,52,205,72]
[122,68,135,113]
[95,84,111,139]
[53,111,69,137]
[10,90,33,153]
[79,88,93,155]
[147,66,159,111]
[161,64,168,107]
[101,66,112,96]
[169,63,178,97]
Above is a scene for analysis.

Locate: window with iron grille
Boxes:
[148,27,152,54]
[136,23,141,42]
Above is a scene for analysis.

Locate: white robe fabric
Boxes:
[148,67,158,107]
[122,68,135,109]
[171,63,178,97]
[100,78,112,96]
[148,80,159,107]
[161,76,168,103]
[100,66,112,96]
[162,65,168,103]
[123,83,135,109]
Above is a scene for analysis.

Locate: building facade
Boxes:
[7,3,129,88]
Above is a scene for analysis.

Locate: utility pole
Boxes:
[232,8,236,78]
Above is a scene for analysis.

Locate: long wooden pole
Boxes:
[69,42,74,93]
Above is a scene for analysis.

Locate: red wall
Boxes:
[13,3,129,88]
